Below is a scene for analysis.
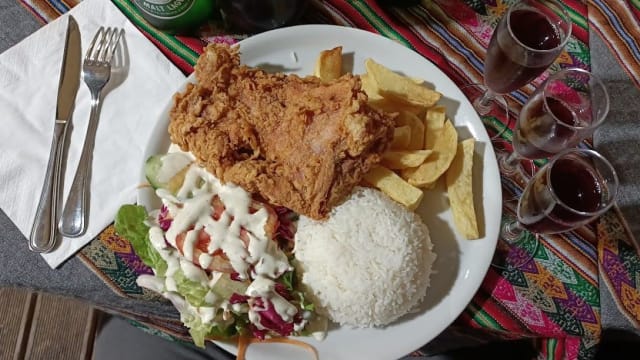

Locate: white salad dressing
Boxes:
[208,271,223,288]
[137,274,164,293]
[204,290,217,305]
[198,307,217,324]
[164,193,210,248]
[180,259,209,286]
[247,276,299,323]
[156,152,193,183]
[135,151,307,339]
[199,253,213,269]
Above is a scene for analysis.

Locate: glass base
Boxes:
[459,83,511,141]
[491,213,540,270]
[496,149,535,178]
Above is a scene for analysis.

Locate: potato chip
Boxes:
[391,126,411,150]
[365,58,442,107]
[401,117,458,187]
[446,138,479,239]
[395,111,425,150]
[382,150,433,169]
[314,46,343,82]
[363,166,424,210]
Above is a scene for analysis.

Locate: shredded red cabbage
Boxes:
[274,282,293,301]
[252,298,295,337]
[158,205,172,231]
[229,293,250,304]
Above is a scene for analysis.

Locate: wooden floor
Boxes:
[0,287,102,360]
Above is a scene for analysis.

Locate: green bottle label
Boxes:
[134,0,195,19]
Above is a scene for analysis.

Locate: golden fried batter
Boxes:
[169,44,394,219]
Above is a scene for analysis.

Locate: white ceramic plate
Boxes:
[139,25,501,360]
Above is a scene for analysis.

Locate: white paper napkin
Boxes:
[0,0,187,268]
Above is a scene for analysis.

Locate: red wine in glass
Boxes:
[513,95,581,159]
[484,8,564,94]
[492,148,617,270]
[500,68,610,176]
[470,0,571,146]
[517,151,616,234]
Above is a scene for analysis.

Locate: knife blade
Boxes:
[29,15,82,253]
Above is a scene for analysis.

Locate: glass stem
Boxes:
[502,220,524,244]
[474,89,498,115]
[500,151,521,173]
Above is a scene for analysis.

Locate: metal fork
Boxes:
[58,27,122,237]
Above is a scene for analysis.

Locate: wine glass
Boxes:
[499,68,610,175]
[492,148,619,269]
[462,0,572,140]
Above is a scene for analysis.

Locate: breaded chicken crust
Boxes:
[169,44,394,219]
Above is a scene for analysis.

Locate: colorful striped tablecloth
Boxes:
[17,0,640,359]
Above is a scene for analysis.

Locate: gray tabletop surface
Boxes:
[1,0,639,348]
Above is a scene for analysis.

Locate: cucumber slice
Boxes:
[144,155,165,189]
[145,153,192,193]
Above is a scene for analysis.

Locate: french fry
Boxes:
[314,46,343,82]
[364,166,424,210]
[425,106,447,126]
[382,150,433,169]
[300,51,488,238]
[362,73,426,115]
[446,138,479,239]
[361,73,383,101]
[395,111,425,150]
[401,117,458,187]
[326,54,479,223]
[367,97,426,116]
[391,126,411,150]
[365,58,442,107]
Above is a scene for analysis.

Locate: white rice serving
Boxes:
[294,187,436,327]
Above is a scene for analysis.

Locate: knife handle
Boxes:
[58,94,102,238]
[29,121,68,253]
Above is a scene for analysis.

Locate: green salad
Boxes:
[115,152,326,347]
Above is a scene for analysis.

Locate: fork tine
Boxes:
[103,29,122,63]
[96,28,113,62]
[86,26,104,61]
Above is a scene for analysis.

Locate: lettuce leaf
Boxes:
[173,270,211,307]
[187,321,237,347]
[179,301,237,347]
[180,310,215,347]
[115,204,167,275]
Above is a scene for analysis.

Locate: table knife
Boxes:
[28,16,82,253]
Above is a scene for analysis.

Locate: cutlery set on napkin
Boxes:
[0,0,186,268]
[29,17,122,253]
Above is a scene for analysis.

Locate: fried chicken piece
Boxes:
[169,44,394,219]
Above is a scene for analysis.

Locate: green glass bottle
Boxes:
[133,0,217,34]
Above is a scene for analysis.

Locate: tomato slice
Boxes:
[173,195,280,273]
